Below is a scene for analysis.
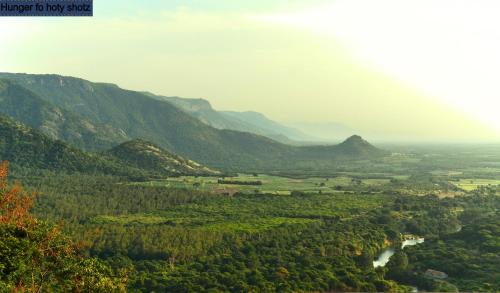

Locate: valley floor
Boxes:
[6,145,500,292]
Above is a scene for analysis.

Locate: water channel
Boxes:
[373,238,425,268]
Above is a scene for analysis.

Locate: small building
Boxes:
[424,269,448,279]
[403,234,417,240]
[403,234,424,241]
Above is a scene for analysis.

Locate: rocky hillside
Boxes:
[106,139,220,176]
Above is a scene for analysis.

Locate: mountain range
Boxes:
[146,93,313,144]
[0,72,387,172]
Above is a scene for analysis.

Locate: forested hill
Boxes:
[0,73,388,169]
[0,79,128,150]
[0,115,111,173]
[0,114,224,178]
[296,135,388,159]
[0,115,165,178]
[105,139,220,176]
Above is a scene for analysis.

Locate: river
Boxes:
[373,238,425,268]
[374,225,460,267]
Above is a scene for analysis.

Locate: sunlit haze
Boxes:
[1,0,499,142]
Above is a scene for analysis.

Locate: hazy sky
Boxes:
[1,0,499,141]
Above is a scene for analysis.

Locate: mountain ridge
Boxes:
[145,92,311,143]
[0,72,387,170]
[0,78,128,150]
[0,114,129,175]
[105,139,220,176]
[0,72,294,168]
[220,110,312,141]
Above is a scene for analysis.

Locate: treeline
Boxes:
[218,179,263,185]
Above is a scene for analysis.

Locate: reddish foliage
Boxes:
[0,161,36,230]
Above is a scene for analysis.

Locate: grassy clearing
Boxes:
[197,217,317,233]
[361,178,392,185]
[451,179,500,191]
[92,213,317,233]
[135,173,397,195]
[430,170,464,176]
[93,214,170,225]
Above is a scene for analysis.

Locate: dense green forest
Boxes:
[11,164,496,292]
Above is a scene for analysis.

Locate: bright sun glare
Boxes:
[0,19,34,59]
[253,0,500,133]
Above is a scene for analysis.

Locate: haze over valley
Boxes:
[1,1,499,292]
[2,0,500,142]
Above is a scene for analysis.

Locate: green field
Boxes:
[93,213,318,233]
[451,178,500,191]
[135,173,394,195]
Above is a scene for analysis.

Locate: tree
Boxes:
[387,250,408,271]
[275,267,290,280]
[356,251,374,269]
[0,161,125,292]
